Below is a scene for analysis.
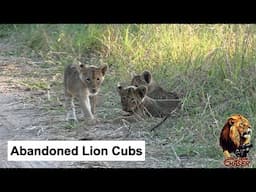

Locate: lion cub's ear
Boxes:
[130,71,137,78]
[136,85,147,99]
[71,62,85,72]
[79,63,86,70]
[100,64,108,76]
[142,70,152,84]
[117,82,123,94]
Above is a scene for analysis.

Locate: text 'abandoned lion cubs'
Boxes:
[64,63,108,122]
[116,84,180,123]
[131,70,179,100]
[219,114,253,159]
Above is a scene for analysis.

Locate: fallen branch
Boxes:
[150,108,178,132]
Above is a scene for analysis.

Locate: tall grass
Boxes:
[13,24,256,78]
[14,23,256,120]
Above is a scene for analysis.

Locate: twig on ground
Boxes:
[171,145,183,167]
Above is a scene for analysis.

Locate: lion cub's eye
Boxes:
[131,98,136,102]
[86,78,90,82]
[97,78,100,81]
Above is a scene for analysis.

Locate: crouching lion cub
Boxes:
[115,84,180,123]
[131,70,179,100]
[64,63,108,122]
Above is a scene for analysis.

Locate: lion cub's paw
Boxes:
[66,118,78,123]
[85,117,103,125]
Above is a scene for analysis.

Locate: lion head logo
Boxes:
[219,114,253,159]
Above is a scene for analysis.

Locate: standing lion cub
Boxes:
[64,63,108,122]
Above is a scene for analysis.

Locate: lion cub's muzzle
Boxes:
[89,88,99,96]
[123,108,133,113]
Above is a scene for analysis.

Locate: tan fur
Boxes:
[64,63,107,121]
[131,70,179,100]
[115,85,180,123]
[219,114,252,159]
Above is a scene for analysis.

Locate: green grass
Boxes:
[2,24,256,167]
[19,80,49,90]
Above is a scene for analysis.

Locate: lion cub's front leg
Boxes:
[90,95,96,114]
[65,95,78,122]
[79,93,94,120]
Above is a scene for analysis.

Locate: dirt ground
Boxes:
[0,38,226,168]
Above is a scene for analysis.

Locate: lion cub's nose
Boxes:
[91,88,97,93]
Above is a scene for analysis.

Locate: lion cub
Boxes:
[64,63,108,122]
[116,85,180,122]
[131,70,179,100]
